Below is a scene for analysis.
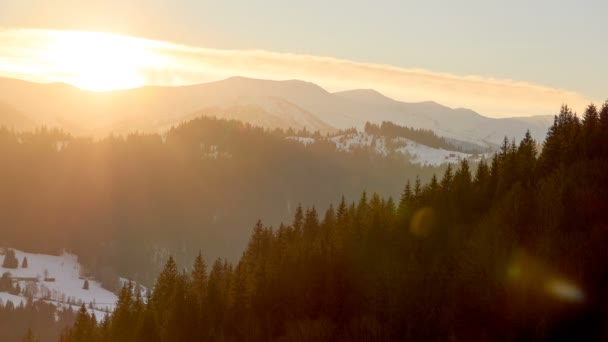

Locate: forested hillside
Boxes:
[0,301,75,342]
[363,121,460,151]
[0,117,444,288]
[58,102,608,341]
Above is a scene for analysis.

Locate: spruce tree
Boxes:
[293,205,304,235]
[583,104,599,133]
[414,176,422,197]
[190,252,209,339]
[599,101,608,157]
[2,249,18,269]
[398,180,413,214]
[72,305,95,342]
[303,207,320,242]
[191,252,208,305]
[112,282,135,342]
[517,130,537,184]
[152,257,178,306]
[441,164,453,192]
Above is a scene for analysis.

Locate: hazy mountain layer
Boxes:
[0,76,552,146]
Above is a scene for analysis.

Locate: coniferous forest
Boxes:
[55,102,608,341]
[0,117,443,289]
[0,300,75,341]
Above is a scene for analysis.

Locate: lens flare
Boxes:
[545,278,584,303]
[507,251,585,303]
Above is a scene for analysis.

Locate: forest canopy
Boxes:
[58,101,608,341]
[0,117,446,288]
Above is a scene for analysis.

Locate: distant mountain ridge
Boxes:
[0,102,37,131]
[0,76,553,147]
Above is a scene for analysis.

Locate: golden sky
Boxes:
[0,28,595,117]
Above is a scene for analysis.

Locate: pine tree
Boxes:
[0,272,12,292]
[98,315,111,342]
[398,180,413,214]
[334,197,349,254]
[599,101,608,157]
[137,307,160,342]
[500,136,510,160]
[414,176,422,198]
[190,252,208,305]
[540,104,581,173]
[356,191,368,219]
[152,256,178,307]
[207,258,225,328]
[473,159,491,211]
[583,103,599,130]
[293,205,304,235]
[441,164,453,192]
[581,104,600,157]
[83,279,89,290]
[303,207,320,243]
[2,249,18,268]
[453,161,472,202]
[427,174,440,203]
[112,282,134,342]
[72,305,95,342]
[21,256,28,268]
[600,100,608,124]
[190,252,208,340]
[517,130,537,185]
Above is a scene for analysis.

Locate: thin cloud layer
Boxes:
[0,28,594,117]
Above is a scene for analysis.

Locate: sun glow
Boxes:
[0,28,594,115]
[28,30,166,91]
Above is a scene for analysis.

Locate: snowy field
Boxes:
[289,132,490,166]
[0,292,25,306]
[0,249,118,320]
[395,138,480,166]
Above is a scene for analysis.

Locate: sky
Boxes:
[0,0,605,117]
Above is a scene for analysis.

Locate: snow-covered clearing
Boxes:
[291,132,491,166]
[0,249,117,320]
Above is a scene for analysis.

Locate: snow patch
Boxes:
[0,248,118,320]
[287,136,316,145]
[289,132,491,166]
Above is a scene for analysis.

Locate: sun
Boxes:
[43,31,162,91]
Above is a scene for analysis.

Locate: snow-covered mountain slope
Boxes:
[0,249,119,320]
[395,139,478,166]
[333,89,547,146]
[294,132,490,166]
[0,76,553,144]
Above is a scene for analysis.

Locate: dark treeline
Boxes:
[0,117,443,288]
[364,121,457,151]
[0,300,75,342]
[60,102,608,340]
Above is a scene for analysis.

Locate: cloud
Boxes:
[0,28,594,117]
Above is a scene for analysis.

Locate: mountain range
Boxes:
[0,76,553,147]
